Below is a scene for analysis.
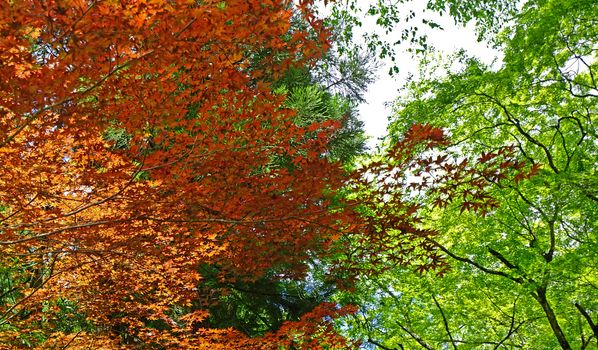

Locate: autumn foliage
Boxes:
[0,0,544,348]
[342,124,538,278]
[0,0,356,347]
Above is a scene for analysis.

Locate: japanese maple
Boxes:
[0,0,355,347]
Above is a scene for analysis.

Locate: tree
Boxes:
[0,0,363,347]
[323,0,516,75]
[339,0,597,348]
[181,51,372,342]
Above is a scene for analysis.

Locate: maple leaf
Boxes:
[0,0,354,347]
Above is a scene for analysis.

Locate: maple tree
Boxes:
[4,0,587,348]
[0,0,368,347]
[336,0,598,348]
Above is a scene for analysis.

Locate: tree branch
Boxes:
[575,303,598,348]
[368,338,403,350]
[488,248,518,269]
[532,286,571,349]
[426,238,524,284]
[431,294,457,350]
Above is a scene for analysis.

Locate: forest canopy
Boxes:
[0,0,596,349]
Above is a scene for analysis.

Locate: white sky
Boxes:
[346,2,500,148]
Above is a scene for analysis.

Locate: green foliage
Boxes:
[326,0,517,74]
[283,84,367,163]
[340,0,598,348]
[104,126,132,150]
[269,43,370,165]
[1,259,93,347]
[195,263,336,337]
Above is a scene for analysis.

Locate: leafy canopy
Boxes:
[339,0,598,348]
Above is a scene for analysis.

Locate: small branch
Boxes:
[0,255,58,326]
[372,280,435,350]
[426,238,524,284]
[575,303,598,347]
[474,91,560,174]
[493,296,519,349]
[488,248,518,269]
[60,330,83,349]
[368,338,402,350]
[543,211,558,263]
[0,218,135,245]
[431,294,457,350]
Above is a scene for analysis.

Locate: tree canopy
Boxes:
[340,0,597,348]
[0,0,363,347]
[1,0,596,349]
